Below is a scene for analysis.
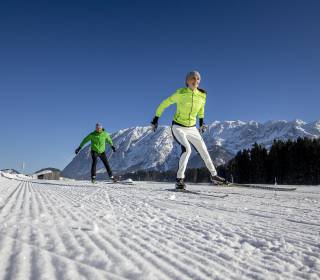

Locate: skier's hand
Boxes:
[199,124,208,134]
[151,116,159,132]
[151,123,158,132]
[111,146,116,152]
[198,118,207,134]
[75,147,81,154]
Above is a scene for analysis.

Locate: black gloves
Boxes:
[199,118,204,127]
[75,147,81,154]
[151,116,159,132]
[199,118,207,134]
[111,146,116,152]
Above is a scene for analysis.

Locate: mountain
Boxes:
[62,120,320,179]
[0,169,20,174]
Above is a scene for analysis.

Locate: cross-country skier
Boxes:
[75,123,117,183]
[150,71,227,189]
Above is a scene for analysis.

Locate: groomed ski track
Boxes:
[0,175,319,280]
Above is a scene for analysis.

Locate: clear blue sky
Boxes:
[0,0,319,173]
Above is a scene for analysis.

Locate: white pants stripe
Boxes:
[171,125,217,179]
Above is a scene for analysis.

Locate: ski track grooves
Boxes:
[0,176,319,279]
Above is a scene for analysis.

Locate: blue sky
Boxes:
[0,0,319,173]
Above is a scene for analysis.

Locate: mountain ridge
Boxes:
[62,120,320,179]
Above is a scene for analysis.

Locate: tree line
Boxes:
[226,137,320,185]
[123,137,320,185]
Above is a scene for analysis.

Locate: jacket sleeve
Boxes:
[104,132,113,146]
[198,99,206,119]
[155,90,179,117]
[198,103,206,119]
[79,133,92,148]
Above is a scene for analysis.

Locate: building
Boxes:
[33,168,61,180]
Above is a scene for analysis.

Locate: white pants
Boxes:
[171,125,217,179]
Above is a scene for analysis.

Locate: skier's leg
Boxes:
[91,151,98,179]
[99,152,113,177]
[171,125,192,179]
[186,127,217,176]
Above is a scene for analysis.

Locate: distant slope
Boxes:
[0,169,20,174]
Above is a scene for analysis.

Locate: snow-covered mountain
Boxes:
[62,120,320,179]
[0,169,20,174]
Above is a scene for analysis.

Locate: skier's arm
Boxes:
[198,102,205,121]
[151,90,179,131]
[104,132,113,147]
[198,95,206,119]
[155,91,179,117]
[105,132,116,152]
[198,99,206,133]
[79,133,92,148]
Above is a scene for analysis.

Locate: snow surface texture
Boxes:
[63,120,320,179]
[0,173,319,280]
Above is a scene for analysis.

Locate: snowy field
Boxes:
[0,174,319,280]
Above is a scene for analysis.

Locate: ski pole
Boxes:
[108,151,113,161]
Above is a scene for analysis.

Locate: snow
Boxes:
[0,173,319,279]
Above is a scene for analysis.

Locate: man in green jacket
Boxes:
[75,123,116,183]
[151,71,227,189]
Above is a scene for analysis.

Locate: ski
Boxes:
[166,188,228,198]
[212,181,230,187]
[210,180,297,191]
[226,183,296,191]
[102,178,135,186]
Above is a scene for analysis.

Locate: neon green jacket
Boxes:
[156,87,206,127]
[79,130,113,153]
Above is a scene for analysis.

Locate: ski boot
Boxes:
[91,176,97,184]
[110,176,118,183]
[175,178,186,190]
[210,174,228,185]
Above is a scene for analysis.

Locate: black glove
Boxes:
[75,147,81,154]
[199,118,204,127]
[151,116,159,132]
[199,118,207,134]
[111,146,116,152]
[199,125,207,134]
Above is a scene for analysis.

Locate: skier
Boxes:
[151,71,227,189]
[75,123,117,183]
